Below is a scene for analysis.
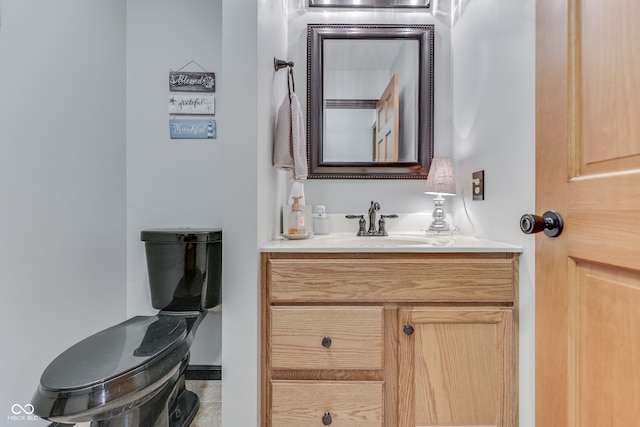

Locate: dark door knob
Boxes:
[322,411,332,425]
[520,210,564,237]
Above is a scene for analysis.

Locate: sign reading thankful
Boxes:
[169,71,215,92]
[169,119,216,139]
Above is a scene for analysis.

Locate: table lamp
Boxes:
[424,157,456,232]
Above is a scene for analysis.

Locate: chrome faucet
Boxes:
[346,201,398,236]
[367,201,380,234]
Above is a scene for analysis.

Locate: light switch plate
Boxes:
[472,170,484,201]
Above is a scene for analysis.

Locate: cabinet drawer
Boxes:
[267,256,515,303]
[271,380,383,427]
[270,306,383,370]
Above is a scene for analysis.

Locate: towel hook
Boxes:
[288,67,296,95]
[274,57,294,71]
[274,57,296,96]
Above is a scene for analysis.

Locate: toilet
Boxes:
[32,228,222,427]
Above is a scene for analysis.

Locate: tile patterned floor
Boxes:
[187,380,222,427]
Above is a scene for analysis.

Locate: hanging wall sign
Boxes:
[169,119,216,139]
[168,93,215,114]
[169,71,215,92]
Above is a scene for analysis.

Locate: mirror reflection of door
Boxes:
[375,74,399,162]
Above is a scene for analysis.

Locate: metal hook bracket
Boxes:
[274,57,294,71]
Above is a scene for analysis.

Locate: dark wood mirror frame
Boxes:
[307,24,435,179]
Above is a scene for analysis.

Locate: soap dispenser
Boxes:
[287,196,306,235]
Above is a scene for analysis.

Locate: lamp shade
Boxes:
[424,157,456,196]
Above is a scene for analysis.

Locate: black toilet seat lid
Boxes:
[40,315,187,391]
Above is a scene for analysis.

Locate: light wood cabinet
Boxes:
[261,252,519,427]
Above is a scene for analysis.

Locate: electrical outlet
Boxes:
[472,170,484,200]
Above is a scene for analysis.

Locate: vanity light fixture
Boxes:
[309,0,430,7]
[424,157,456,232]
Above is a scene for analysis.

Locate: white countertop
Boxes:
[261,232,522,253]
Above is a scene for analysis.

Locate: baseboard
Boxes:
[186,364,222,381]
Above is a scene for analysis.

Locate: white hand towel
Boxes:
[290,93,307,180]
[273,93,307,180]
[273,94,292,170]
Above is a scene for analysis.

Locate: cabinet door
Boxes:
[398,307,515,427]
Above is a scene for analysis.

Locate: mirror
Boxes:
[307,24,434,179]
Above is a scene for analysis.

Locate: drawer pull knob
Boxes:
[321,336,332,348]
[403,324,415,336]
[322,411,332,425]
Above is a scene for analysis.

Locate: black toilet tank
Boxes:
[141,228,222,311]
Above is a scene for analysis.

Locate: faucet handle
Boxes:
[378,214,399,236]
[345,214,364,219]
[346,214,367,236]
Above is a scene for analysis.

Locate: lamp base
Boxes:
[428,219,451,232]
[428,195,451,232]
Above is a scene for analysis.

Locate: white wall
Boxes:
[0,1,276,424]
[126,0,223,365]
[220,0,287,425]
[0,1,127,425]
[450,1,536,426]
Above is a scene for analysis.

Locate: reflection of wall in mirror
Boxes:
[324,66,388,162]
[324,108,376,162]
[393,41,419,162]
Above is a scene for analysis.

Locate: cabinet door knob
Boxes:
[322,411,332,425]
[403,324,415,336]
[321,336,332,348]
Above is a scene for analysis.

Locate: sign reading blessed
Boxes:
[169,71,215,92]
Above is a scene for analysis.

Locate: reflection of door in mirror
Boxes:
[375,74,399,162]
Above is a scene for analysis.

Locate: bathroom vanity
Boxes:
[261,234,521,427]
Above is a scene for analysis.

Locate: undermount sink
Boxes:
[329,234,446,247]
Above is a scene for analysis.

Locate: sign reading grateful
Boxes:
[168,93,215,114]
